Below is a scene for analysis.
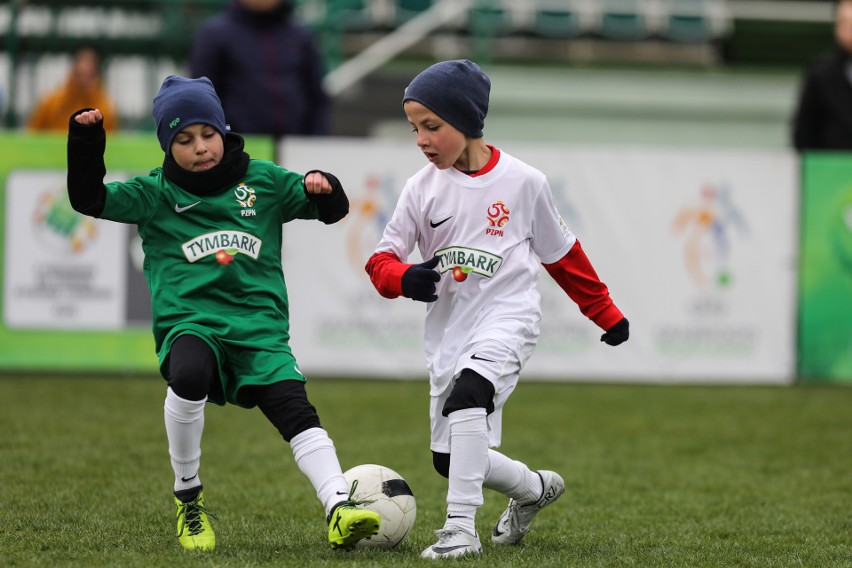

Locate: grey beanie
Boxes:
[402,59,490,138]
[152,76,228,152]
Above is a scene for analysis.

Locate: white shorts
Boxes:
[429,340,522,453]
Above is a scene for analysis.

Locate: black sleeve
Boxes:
[792,68,823,151]
[67,108,108,217]
[304,169,349,224]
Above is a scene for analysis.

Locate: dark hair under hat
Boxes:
[152,76,228,152]
[402,59,490,138]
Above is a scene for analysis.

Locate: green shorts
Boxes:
[159,325,305,408]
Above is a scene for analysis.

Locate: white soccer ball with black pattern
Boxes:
[342,463,416,549]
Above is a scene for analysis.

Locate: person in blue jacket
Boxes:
[189,0,330,137]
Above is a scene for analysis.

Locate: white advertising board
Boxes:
[3,170,127,330]
[280,139,798,384]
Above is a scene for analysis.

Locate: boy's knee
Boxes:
[442,369,495,417]
[167,335,217,401]
[432,451,450,478]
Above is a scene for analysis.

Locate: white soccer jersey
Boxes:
[374,149,576,395]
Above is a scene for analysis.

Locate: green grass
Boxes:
[0,375,850,567]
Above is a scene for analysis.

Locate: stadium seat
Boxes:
[532,0,596,39]
[533,10,583,38]
[600,0,649,41]
[394,0,432,24]
[533,8,585,39]
[665,0,713,43]
[469,4,514,37]
[327,0,377,33]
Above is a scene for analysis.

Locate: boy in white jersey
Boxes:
[365,60,630,559]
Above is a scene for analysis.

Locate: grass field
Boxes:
[1,374,850,567]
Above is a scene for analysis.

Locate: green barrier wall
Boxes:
[4,136,851,383]
[0,132,273,373]
[799,154,852,383]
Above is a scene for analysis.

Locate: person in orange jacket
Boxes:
[29,46,119,132]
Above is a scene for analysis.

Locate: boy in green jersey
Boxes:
[66,76,379,553]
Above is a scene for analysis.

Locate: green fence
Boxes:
[1,132,850,382]
[798,154,852,383]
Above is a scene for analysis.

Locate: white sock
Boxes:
[290,427,349,515]
[483,449,543,505]
[163,387,206,493]
[445,407,488,536]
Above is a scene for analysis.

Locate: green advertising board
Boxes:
[799,154,852,382]
[0,132,273,373]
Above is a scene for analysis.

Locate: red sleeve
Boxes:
[543,240,624,331]
[365,251,414,299]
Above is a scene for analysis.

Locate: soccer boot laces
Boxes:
[327,479,381,550]
[175,491,217,551]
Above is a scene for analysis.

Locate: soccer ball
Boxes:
[342,464,416,549]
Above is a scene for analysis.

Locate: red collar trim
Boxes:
[457,145,500,177]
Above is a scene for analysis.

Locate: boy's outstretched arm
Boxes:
[67,108,108,217]
[542,240,629,346]
[303,170,349,224]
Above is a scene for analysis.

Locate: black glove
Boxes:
[303,170,349,224]
[600,317,629,346]
[401,256,441,302]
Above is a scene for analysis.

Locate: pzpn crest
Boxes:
[235,183,257,216]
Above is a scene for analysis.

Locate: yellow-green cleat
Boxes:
[175,491,217,552]
[327,481,381,551]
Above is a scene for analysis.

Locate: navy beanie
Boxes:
[403,60,490,138]
[152,76,228,152]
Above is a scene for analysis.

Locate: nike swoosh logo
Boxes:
[470,353,496,362]
[175,201,201,213]
[430,216,452,228]
[180,473,198,483]
[447,514,466,519]
[335,491,348,496]
[434,545,472,553]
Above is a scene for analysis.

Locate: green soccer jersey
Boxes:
[100,160,319,405]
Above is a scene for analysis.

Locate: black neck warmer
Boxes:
[162,133,250,196]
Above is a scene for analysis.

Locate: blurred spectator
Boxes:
[28,46,119,132]
[189,0,330,137]
[792,0,852,151]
